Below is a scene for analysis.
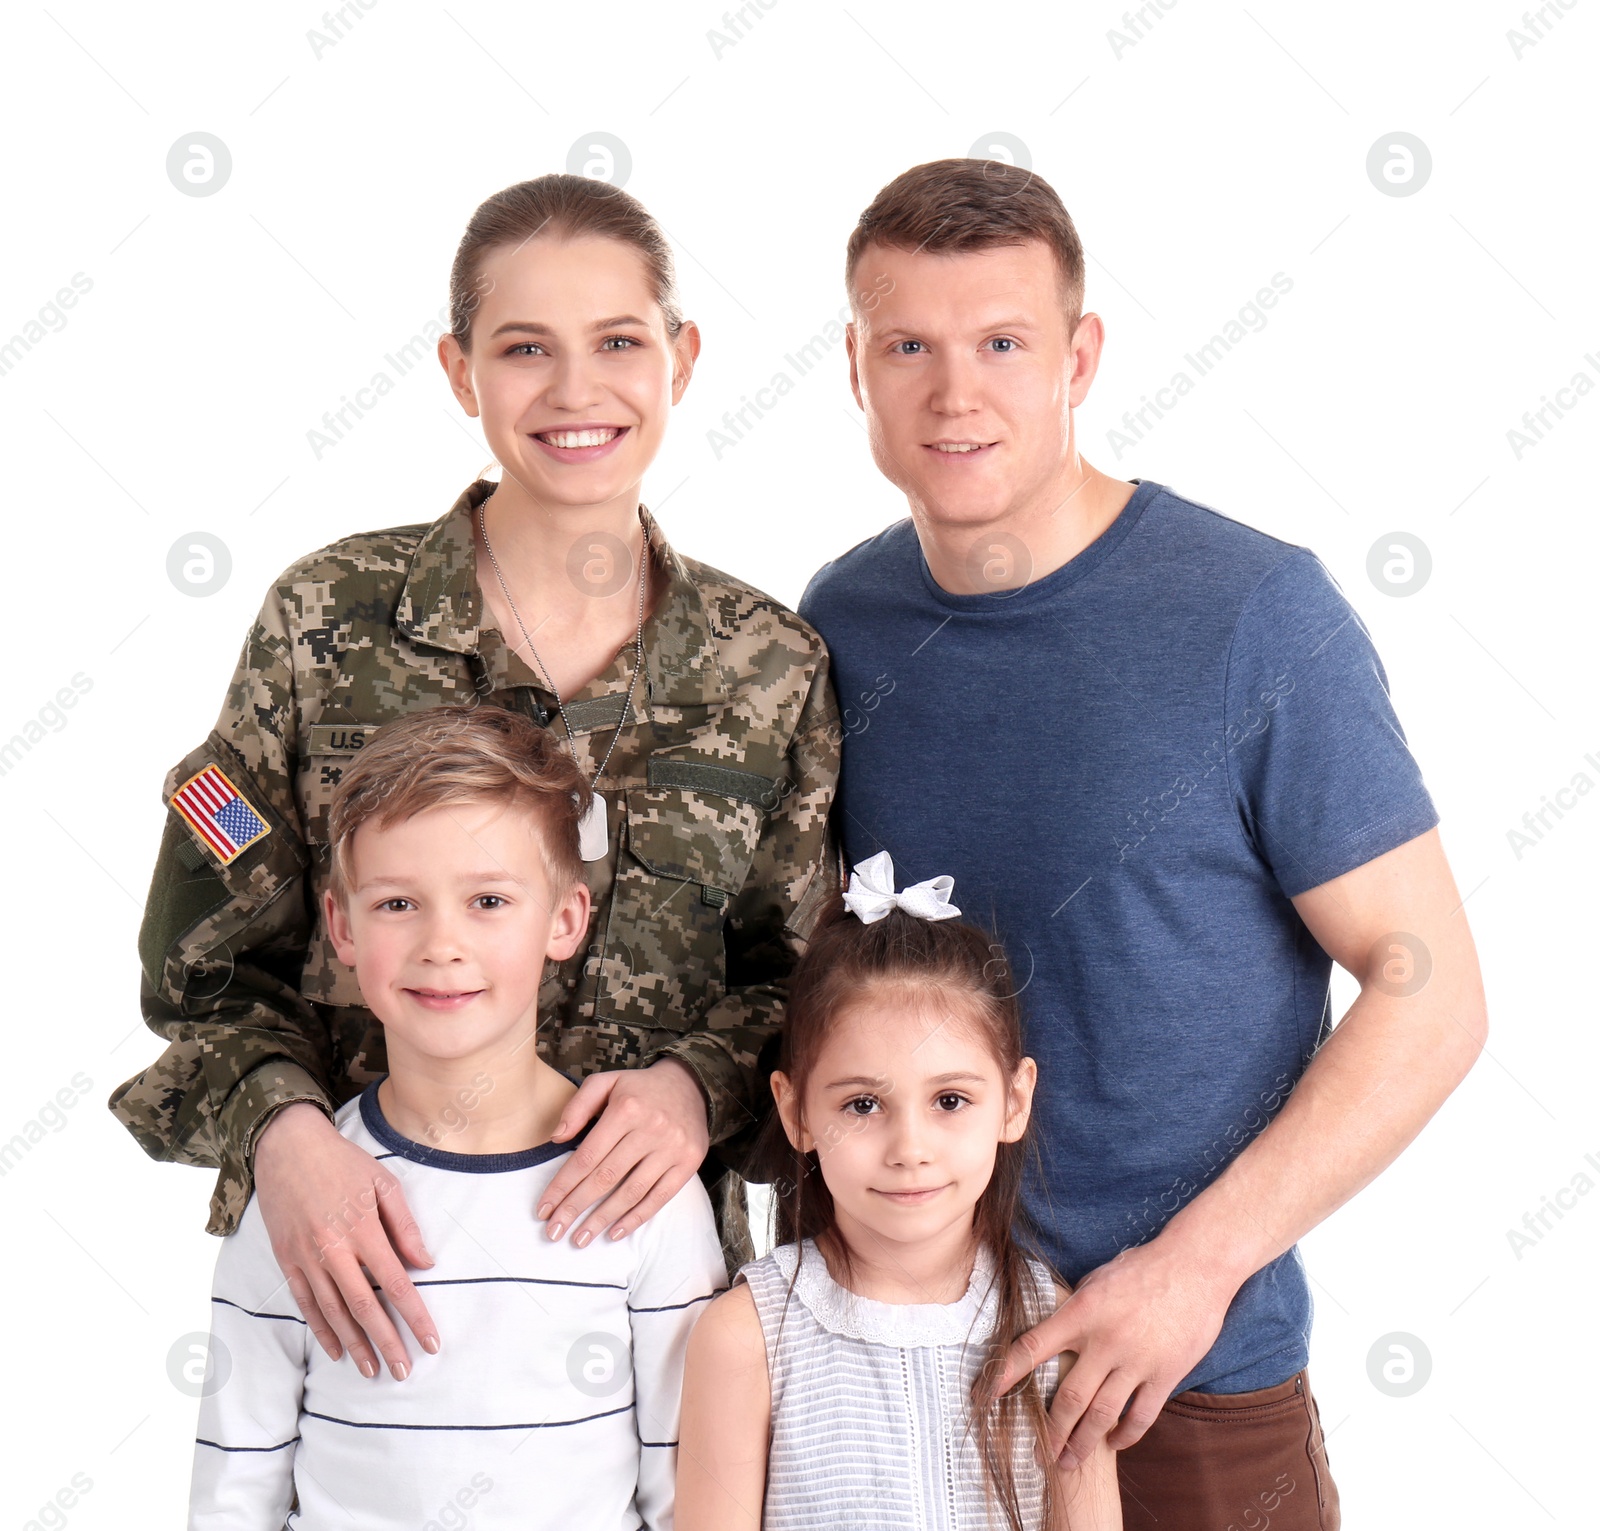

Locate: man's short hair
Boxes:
[845,157,1086,334]
[326,704,590,906]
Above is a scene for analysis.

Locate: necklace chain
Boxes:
[475,489,650,790]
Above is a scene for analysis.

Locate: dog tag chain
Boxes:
[477,492,649,863]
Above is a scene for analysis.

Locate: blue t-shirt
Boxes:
[798,479,1439,1393]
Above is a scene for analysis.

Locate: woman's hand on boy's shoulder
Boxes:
[537,1058,711,1248]
[255,1103,439,1381]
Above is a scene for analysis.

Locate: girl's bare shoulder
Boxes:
[689,1279,768,1370]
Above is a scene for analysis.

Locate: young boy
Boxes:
[187,704,727,1530]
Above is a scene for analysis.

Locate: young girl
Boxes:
[677,851,1122,1530]
[110,172,839,1385]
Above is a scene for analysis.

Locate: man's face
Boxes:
[848,239,1090,532]
[324,800,590,1067]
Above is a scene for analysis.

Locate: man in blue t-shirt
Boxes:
[798,159,1487,1529]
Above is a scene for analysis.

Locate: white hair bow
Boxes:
[841,850,961,925]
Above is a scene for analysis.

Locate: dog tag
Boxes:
[578,791,609,861]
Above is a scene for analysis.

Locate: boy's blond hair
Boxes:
[326,704,591,905]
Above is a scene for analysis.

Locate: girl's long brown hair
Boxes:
[759,892,1060,1531]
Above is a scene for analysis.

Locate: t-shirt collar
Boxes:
[914,478,1160,612]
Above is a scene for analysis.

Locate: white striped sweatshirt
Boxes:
[187,1079,727,1531]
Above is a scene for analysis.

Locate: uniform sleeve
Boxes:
[108,578,337,1236]
[640,649,842,1149]
[628,1173,729,1531]
[188,1198,308,1530]
[1224,551,1439,898]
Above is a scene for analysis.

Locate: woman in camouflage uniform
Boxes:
[110,175,840,1385]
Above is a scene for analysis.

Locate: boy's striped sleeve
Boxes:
[187,1199,307,1530]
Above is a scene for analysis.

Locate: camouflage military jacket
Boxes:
[110,479,841,1235]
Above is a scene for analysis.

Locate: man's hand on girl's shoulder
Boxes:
[1000,1237,1237,1471]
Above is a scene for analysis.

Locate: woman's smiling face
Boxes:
[443,234,698,510]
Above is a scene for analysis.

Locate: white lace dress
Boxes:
[738,1239,1061,1531]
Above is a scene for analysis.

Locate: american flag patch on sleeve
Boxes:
[171,764,272,865]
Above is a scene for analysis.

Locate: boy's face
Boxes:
[846,238,1102,531]
[324,800,590,1065]
[773,986,1035,1253]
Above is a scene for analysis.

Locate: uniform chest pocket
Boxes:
[624,778,767,893]
[590,778,768,1034]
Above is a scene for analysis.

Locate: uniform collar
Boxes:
[395,479,726,707]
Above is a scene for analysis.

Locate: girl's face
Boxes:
[773,985,1036,1256]
[440,234,699,511]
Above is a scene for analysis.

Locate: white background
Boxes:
[2,1,1596,1525]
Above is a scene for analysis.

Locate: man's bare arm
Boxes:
[1152,826,1488,1312]
[996,828,1488,1467]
